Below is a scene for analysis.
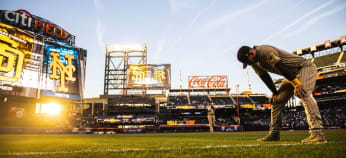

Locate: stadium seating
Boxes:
[210,96,234,105]
[313,52,341,68]
[241,109,270,131]
[341,51,346,63]
[108,95,155,106]
[233,96,253,105]
[168,96,189,106]
[249,96,269,105]
[189,95,209,106]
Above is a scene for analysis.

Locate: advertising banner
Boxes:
[127,64,171,88]
[188,75,228,89]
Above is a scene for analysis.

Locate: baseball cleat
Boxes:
[257,133,280,141]
[301,133,328,144]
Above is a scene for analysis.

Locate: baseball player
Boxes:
[237,45,327,144]
[207,101,216,133]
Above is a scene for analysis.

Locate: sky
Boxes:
[1,0,346,98]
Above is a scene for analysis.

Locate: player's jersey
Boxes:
[207,105,215,115]
[251,45,312,77]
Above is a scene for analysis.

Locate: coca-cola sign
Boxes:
[188,75,228,89]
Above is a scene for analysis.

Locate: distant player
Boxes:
[237,45,327,143]
[207,101,216,133]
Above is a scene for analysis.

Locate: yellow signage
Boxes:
[131,66,145,82]
[0,23,33,83]
[127,64,171,88]
[0,42,25,82]
[243,104,256,108]
[49,52,76,92]
[154,67,166,83]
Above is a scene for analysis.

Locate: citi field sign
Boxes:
[0,9,74,45]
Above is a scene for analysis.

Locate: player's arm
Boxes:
[259,72,278,95]
[252,63,278,95]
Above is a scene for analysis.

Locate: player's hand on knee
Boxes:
[269,95,278,104]
[294,86,306,98]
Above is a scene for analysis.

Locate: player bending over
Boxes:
[237,45,327,144]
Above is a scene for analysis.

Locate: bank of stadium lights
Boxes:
[324,40,332,48]
[340,35,346,44]
[106,44,147,53]
[310,44,317,52]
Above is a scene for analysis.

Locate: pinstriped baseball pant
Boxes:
[208,114,215,132]
[270,63,324,134]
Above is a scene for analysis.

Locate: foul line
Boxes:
[1,142,331,156]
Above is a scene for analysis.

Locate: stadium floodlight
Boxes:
[41,102,61,115]
[324,40,331,48]
[106,44,147,53]
[340,35,346,44]
[296,48,302,55]
[310,44,317,52]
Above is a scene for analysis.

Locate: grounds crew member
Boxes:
[237,45,327,144]
[207,101,216,133]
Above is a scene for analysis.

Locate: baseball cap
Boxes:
[237,46,251,69]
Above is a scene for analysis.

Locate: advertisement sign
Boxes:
[188,75,228,89]
[127,64,171,88]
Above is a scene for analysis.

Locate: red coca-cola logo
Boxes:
[189,75,227,88]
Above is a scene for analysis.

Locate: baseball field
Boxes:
[1,130,345,158]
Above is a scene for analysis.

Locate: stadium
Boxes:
[1,5,346,158]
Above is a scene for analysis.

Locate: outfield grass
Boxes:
[0,130,345,158]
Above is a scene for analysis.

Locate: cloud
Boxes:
[161,0,216,57]
[93,0,102,10]
[96,17,105,49]
[260,0,336,43]
[169,0,190,14]
[222,40,244,54]
[200,0,270,33]
[169,0,178,13]
[168,0,216,50]
[152,39,167,63]
[189,0,217,28]
[157,39,166,55]
[283,3,346,39]
[94,0,105,48]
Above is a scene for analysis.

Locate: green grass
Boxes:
[0,130,345,158]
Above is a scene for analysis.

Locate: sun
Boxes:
[41,102,61,115]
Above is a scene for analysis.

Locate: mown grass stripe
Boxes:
[0,142,330,156]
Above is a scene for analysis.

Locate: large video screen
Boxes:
[127,64,171,89]
[42,41,81,95]
[0,23,86,99]
[0,23,40,97]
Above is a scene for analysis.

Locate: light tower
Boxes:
[104,44,147,95]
